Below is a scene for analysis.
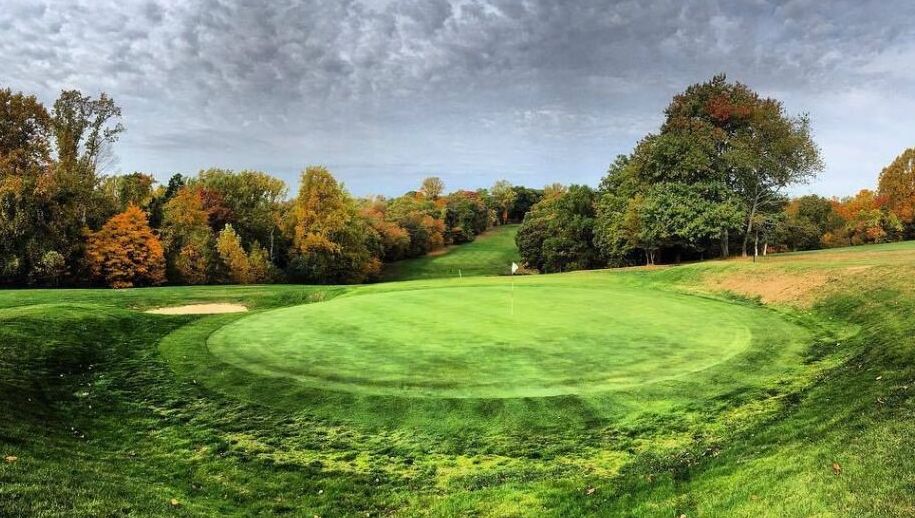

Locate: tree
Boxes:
[877,147,915,234]
[288,166,381,283]
[516,185,601,272]
[443,190,489,243]
[491,180,517,224]
[51,90,124,177]
[773,195,843,251]
[360,199,411,261]
[161,186,215,284]
[0,88,52,283]
[596,182,743,265]
[508,186,543,222]
[216,224,251,284]
[98,172,156,214]
[193,168,287,259]
[823,190,902,247]
[385,193,446,257]
[85,206,165,288]
[0,87,51,176]
[420,176,445,200]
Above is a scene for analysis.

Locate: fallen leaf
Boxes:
[832,462,842,476]
[876,376,883,381]
[4,455,17,463]
[586,487,596,495]
[169,498,180,507]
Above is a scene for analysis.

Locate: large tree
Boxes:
[877,147,915,234]
[288,166,381,283]
[655,75,821,255]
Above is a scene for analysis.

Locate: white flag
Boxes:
[511,262,519,274]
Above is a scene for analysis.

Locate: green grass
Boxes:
[381,224,520,281]
[208,280,805,398]
[1,240,915,516]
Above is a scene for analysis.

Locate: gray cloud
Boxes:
[2,0,913,196]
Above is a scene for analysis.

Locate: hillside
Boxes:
[381,224,521,281]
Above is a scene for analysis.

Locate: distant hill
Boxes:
[381,224,520,281]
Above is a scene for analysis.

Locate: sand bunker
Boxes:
[146,303,248,315]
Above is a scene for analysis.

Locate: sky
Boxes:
[2,0,913,197]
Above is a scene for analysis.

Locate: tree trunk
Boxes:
[721,228,729,258]
[742,193,759,257]
[762,238,768,256]
[269,228,275,262]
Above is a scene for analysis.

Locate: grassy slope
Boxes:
[381,224,520,281]
[0,241,913,516]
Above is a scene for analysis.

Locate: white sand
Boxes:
[145,303,248,315]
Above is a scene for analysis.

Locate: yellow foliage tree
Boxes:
[86,206,165,288]
[216,224,251,284]
[877,147,915,227]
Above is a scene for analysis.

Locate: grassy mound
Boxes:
[207,280,805,398]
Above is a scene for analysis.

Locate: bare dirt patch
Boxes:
[712,271,830,306]
[146,303,248,315]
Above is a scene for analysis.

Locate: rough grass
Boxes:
[1,241,914,516]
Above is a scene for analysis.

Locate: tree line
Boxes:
[517,75,915,272]
[0,86,541,288]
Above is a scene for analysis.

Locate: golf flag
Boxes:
[511,262,519,274]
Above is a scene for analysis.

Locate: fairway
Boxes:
[381,224,521,281]
[207,282,801,398]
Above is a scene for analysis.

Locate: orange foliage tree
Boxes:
[86,205,165,288]
[877,147,915,230]
[823,190,902,247]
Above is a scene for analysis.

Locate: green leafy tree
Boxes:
[491,180,517,224]
[443,190,489,243]
[508,186,543,222]
[516,185,601,272]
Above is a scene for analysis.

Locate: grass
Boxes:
[1,238,914,516]
[381,224,520,281]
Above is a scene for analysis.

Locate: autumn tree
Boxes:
[288,166,381,283]
[877,147,915,235]
[193,168,287,260]
[161,186,215,284]
[0,88,52,283]
[385,193,446,257]
[823,190,902,247]
[85,206,165,288]
[360,199,411,261]
[216,224,251,284]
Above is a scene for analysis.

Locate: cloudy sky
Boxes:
[2,0,913,197]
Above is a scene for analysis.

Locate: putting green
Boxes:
[205,283,802,398]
